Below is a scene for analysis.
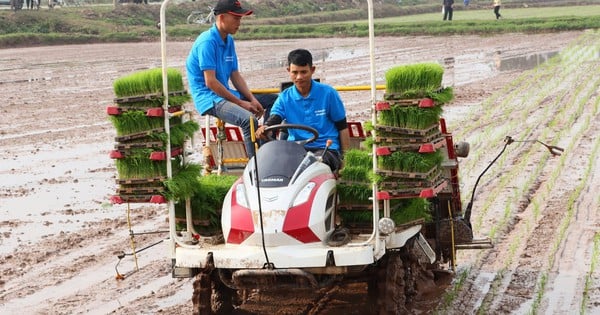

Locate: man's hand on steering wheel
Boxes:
[255,125,269,141]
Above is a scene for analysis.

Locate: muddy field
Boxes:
[1,31,599,314]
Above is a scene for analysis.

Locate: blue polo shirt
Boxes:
[186,24,241,115]
[271,80,346,151]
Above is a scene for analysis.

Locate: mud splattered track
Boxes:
[0,31,598,314]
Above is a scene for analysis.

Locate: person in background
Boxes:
[255,49,350,172]
[493,0,502,19]
[186,0,276,159]
[443,0,454,21]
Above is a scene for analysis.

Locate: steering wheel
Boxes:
[264,124,319,146]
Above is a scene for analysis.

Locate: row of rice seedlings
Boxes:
[442,33,600,312]
[471,73,594,313]
[385,63,444,93]
[475,59,597,233]
[467,61,571,229]
[151,120,199,147]
[113,68,190,107]
[163,163,203,201]
[174,174,238,233]
[529,112,600,314]
[471,42,599,313]
[115,152,182,179]
[377,105,443,129]
[581,231,600,313]
[459,37,584,174]
[378,151,443,173]
[109,111,166,136]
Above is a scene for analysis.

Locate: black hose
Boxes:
[463,136,513,225]
[250,116,272,269]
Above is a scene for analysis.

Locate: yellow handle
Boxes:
[251,84,386,94]
[250,115,256,143]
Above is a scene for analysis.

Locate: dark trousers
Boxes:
[494,6,501,19]
[443,6,453,20]
[306,148,342,173]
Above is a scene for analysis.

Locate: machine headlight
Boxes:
[378,217,396,235]
[292,182,316,207]
[235,184,249,208]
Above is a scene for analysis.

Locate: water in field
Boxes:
[494,51,559,72]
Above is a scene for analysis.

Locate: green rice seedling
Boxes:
[339,166,371,183]
[378,151,443,173]
[151,120,199,147]
[338,198,431,225]
[384,86,454,105]
[163,163,203,201]
[378,105,443,129]
[174,198,220,233]
[364,120,373,133]
[390,198,432,224]
[363,136,374,150]
[344,149,372,169]
[109,111,165,136]
[385,63,444,94]
[115,153,182,179]
[337,182,372,204]
[338,209,377,225]
[113,68,190,107]
[174,174,238,233]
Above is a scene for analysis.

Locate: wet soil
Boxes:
[1,31,599,314]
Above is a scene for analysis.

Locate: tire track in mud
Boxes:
[0,206,169,314]
[441,30,600,314]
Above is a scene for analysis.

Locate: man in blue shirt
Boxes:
[186,0,275,158]
[256,49,350,172]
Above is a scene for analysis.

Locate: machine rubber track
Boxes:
[192,271,212,315]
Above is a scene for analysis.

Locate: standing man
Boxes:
[256,49,350,172]
[493,0,502,19]
[186,0,275,159]
[443,0,454,21]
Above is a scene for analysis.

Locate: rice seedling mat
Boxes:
[374,133,442,146]
[378,97,435,108]
[378,169,442,188]
[109,146,183,160]
[116,177,166,185]
[376,166,440,180]
[375,136,446,153]
[379,178,447,199]
[337,204,373,211]
[110,194,166,204]
[113,90,188,104]
[114,141,164,150]
[374,123,439,136]
[116,186,165,194]
[114,127,166,142]
[106,105,182,117]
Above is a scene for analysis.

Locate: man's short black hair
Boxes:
[287,49,313,67]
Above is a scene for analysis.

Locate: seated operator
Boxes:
[255,48,350,172]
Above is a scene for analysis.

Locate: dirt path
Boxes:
[0,30,598,314]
